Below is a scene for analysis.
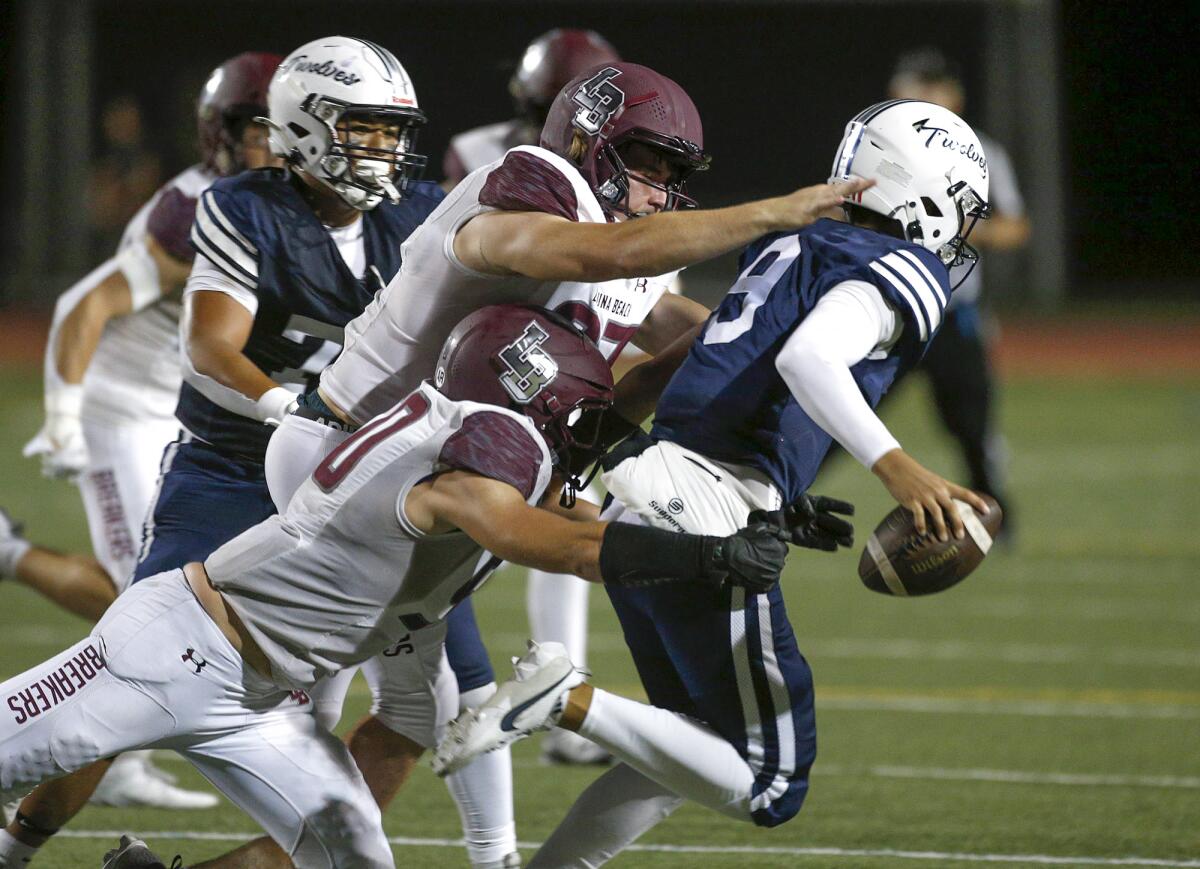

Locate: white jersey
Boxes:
[46,165,217,424]
[320,145,676,425]
[206,383,553,689]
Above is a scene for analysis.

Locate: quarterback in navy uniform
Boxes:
[435,100,994,865]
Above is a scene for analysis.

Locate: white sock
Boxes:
[444,683,516,866]
[529,763,682,868]
[577,688,755,821]
[0,539,31,579]
[526,569,590,668]
[0,829,39,867]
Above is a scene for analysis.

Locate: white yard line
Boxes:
[55,830,1200,867]
[817,694,1200,720]
[487,631,1200,668]
[145,751,1200,789]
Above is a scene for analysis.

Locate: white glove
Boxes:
[255,386,299,427]
[23,385,90,480]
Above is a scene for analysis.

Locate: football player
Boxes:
[887,48,1029,534]
[0,36,444,866]
[262,60,869,868]
[442,28,620,188]
[442,26,622,768]
[433,100,995,865]
[0,53,280,857]
[0,306,790,869]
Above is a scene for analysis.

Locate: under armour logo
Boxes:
[182,648,208,674]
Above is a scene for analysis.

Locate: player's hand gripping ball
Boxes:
[858,496,1002,596]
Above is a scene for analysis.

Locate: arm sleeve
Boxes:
[775,280,903,469]
[189,187,260,290]
[183,252,259,316]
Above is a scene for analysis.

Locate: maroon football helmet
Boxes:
[540,61,710,216]
[510,29,621,125]
[435,305,614,483]
[197,51,282,175]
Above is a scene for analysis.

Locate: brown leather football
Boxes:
[858,496,1002,596]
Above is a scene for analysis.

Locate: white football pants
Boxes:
[0,570,393,869]
[78,416,180,590]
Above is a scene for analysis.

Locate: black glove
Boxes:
[750,494,855,552]
[699,521,791,594]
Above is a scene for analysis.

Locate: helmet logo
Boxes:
[497,322,559,404]
[571,67,625,135]
[288,55,363,87]
[912,118,987,176]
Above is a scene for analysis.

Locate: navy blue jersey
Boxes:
[181,168,444,461]
[652,219,952,503]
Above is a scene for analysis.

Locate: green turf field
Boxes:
[1,361,1197,868]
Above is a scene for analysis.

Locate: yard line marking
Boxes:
[145,753,1200,789]
[802,637,1200,669]
[55,830,1200,867]
[835,764,1200,790]
[817,695,1200,720]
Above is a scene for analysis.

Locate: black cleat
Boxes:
[101,835,171,869]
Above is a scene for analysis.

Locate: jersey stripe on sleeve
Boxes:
[190,191,259,289]
[869,252,945,341]
[895,249,948,308]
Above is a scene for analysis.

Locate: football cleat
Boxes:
[433,641,586,777]
[540,727,612,766]
[92,753,218,810]
[100,835,172,869]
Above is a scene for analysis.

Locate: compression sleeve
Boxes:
[775,279,903,469]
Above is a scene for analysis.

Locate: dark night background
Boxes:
[1,0,1196,306]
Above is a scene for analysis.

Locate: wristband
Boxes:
[255,386,299,426]
[599,522,721,589]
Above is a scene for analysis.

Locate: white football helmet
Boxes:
[830,99,990,266]
[261,36,427,210]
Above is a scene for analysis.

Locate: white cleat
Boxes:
[433,641,585,777]
[92,753,218,810]
[541,727,612,766]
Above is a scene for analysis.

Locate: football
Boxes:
[858,496,1002,596]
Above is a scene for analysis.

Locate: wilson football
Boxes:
[858,496,1002,596]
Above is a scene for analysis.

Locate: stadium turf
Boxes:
[1,362,1197,867]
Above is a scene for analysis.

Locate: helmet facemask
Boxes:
[307,97,427,209]
[594,132,709,218]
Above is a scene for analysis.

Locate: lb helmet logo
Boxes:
[571,67,625,136]
[497,322,558,404]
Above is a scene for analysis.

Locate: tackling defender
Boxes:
[442,27,623,767]
[0,53,280,858]
[0,306,790,869]
[262,59,869,868]
[434,100,994,865]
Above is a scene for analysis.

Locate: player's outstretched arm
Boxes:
[407,470,790,592]
[454,178,874,283]
[776,282,989,541]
